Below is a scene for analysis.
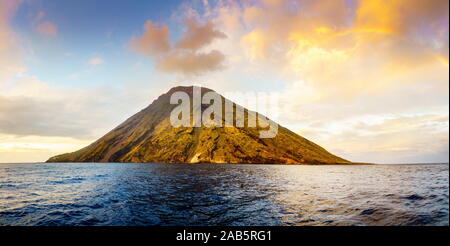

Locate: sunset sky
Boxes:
[0,0,448,164]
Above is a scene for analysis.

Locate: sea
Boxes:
[0,162,448,226]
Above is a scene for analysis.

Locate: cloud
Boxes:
[89,57,104,66]
[206,0,449,99]
[175,18,227,50]
[130,21,171,55]
[36,21,57,36]
[0,134,92,163]
[0,0,23,84]
[0,69,169,163]
[0,0,21,20]
[355,0,449,35]
[241,0,447,91]
[0,77,124,139]
[36,11,45,21]
[308,114,449,164]
[130,18,226,75]
[0,95,91,138]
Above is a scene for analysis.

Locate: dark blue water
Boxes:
[0,163,448,226]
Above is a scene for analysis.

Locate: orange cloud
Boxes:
[130,21,171,56]
[434,54,449,67]
[130,18,227,75]
[176,19,226,50]
[36,21,58,36]
[36,11,45,21]
[356,0,448,34]
[231,0,449,97]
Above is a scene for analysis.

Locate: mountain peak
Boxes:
[166,85,214,96]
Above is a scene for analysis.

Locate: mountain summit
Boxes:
[47,86,350,164]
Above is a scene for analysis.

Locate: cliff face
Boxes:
[47,86,350,164]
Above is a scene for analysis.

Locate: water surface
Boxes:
[0,163,448,226]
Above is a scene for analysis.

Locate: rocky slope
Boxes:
[47,86,350,164]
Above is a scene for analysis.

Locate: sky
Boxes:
[0,0,448,164]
